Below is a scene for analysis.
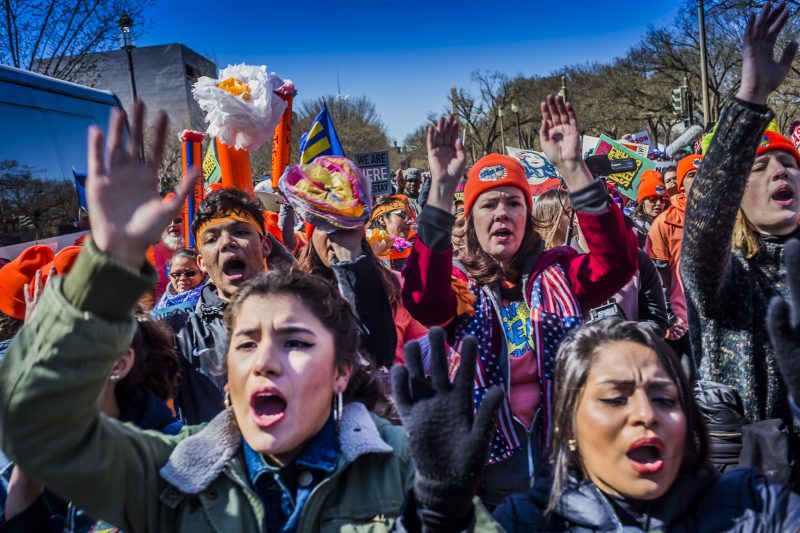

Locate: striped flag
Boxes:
[299,103,344,164]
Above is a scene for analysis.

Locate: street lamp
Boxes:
[498,105,506,154]
[510,102,522,148]
[117,12,138,102]
[558,75,569,102]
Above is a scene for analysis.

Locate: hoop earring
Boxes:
[224,391,231,409]
[333,391,343,422]
[568,439,577,452]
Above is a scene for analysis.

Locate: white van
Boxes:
[0,64,124,260]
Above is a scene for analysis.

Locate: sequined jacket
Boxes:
[682,97,795,425]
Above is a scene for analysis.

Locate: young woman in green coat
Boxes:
[0,102,500,533]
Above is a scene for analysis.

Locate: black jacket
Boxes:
[636,249,669,337]
[492,466,800,532]
[330,244,397,368]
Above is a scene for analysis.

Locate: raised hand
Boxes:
[327,227,364,262]
[391,327,503,520]
[737,2,798,106]
[767,239,800,408]
[87,101,197,268]
[426,115,465,212]
[540,94,592,190]
[23,268,51,324]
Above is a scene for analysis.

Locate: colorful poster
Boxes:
[581,135,602,158]
[593,135,656,201]
[506,147,561,198]
[617,140,650,158]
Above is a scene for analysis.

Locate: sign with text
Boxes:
[594,135,656,201]
[355,151,392,196]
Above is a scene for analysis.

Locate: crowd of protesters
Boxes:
[0,4,799,532]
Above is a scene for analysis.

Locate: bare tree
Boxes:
[292,95,390,164]
[0,0,152,82]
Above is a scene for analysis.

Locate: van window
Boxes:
[0,80,117,250]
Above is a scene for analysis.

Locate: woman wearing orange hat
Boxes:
[646,154,701,346]
[401,95,638,504]
[682,3,800,431]
[632,169,669,249]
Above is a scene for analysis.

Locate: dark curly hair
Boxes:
[115,315,181,405]
[223,270,379,408]
[0,310,22,343]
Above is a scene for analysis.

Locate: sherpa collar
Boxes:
[159,402,393,494]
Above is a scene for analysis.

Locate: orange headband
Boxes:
[371,198,409,221]
[194,210,264,240]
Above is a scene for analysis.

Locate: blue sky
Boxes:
[138,0,681,143]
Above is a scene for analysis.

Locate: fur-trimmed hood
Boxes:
[159,402,393,494]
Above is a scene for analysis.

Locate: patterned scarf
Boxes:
[454,263,581,464]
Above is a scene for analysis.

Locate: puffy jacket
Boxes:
[0,245,501,533]
[493,465,800,532]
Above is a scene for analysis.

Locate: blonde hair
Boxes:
[732,209,761,259]
[532,189,570,250]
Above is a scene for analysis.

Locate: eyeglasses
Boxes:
[170,270,198,279]
[390,210,412,221]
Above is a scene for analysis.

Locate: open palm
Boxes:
[427,115,465,190]
[539,94,582,168]
[738,2,798,104]
[87,101,196,267]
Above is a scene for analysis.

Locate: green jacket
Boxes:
[0,243,502,532]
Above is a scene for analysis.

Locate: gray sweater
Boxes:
[682,97,794,425]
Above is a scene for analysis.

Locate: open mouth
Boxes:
[222,257,247,282]
[250,390,287,428]
[491,228,513,243]
[626,437,664,474]
[771,184,795,206]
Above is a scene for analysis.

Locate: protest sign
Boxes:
[655,161,677,173]
[354,151,392,196]
[593,135,656,201]
[625,130,652,147]
[581,135,602,158]
[617,140,650,158]
[506,147,561,198]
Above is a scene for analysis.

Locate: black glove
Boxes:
[391,327,504,525]
[766,239,800,407]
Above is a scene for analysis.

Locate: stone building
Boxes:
[75,43,217,131]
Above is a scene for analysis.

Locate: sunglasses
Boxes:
[170,270,198,279]
[390,210,412,221]
[171,217,183,225]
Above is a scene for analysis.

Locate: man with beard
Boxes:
[147,195,186,301]
[174,188,295,424]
